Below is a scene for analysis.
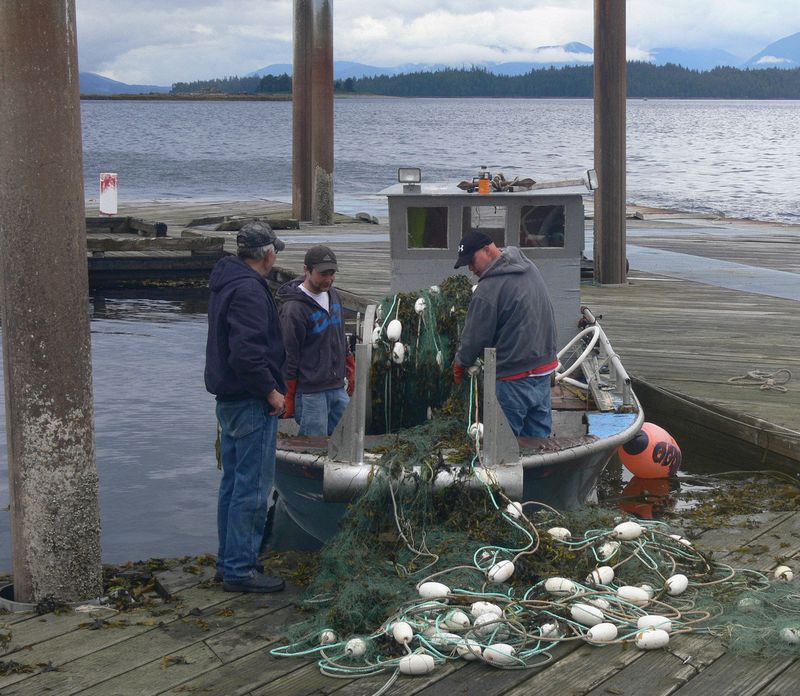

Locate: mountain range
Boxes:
[79,31,800,93]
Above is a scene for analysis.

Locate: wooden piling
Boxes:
[292,0,312,221]
[310,0,334,226]
[0,0,102,602]
[593,0,628,285]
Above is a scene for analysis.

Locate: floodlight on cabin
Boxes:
[398,167,422,193]
[585,168,599,191]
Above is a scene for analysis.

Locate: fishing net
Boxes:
[271,280,800,683]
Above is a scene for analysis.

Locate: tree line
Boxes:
[171,63,800,99]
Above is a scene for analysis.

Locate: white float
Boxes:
[612,521,644,540]
[487,560,515,583]
[637,615,673,633]
[482,643,517,667]
[665,574,689,596]
[587,622,618,643]
[547,527,571,541]
[635,628,670,650]
[418,581,450,599]
[570,603,604,627]
[399,654,435,675]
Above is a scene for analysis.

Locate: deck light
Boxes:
[585,169,599,190]
[398,167,422,193]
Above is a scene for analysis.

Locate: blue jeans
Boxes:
[495,374,552,437]
[215,398,277,580]
[295,388,349,436]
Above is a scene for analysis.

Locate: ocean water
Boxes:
[81,97,800,222]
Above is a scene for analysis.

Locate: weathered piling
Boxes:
[593,0,628,285]
[0,0,102,602]
[292,0,312,221]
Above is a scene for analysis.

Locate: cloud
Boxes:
[755,55,793,64]
[74,0,799,85]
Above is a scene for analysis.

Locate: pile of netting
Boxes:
[271,440,800,683]
[367,274,473,433]
[270,278,800,687]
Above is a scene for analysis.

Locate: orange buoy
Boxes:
[618,423,681,479]
[618,477,674,519]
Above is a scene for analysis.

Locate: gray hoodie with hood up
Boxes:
[455,246,556,378]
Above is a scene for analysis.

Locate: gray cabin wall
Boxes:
[387,189,587,349]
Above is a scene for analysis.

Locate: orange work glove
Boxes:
[345,354,356,396]
[452,363,464,385]
[284,380,297,419]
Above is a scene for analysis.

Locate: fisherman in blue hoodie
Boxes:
[452,231,558,438]
[278,245,350,436]
[205,221,287,593]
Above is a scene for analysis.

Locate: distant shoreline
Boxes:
[80,93,292,101]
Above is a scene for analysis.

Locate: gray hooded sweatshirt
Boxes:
[455,246,557,378]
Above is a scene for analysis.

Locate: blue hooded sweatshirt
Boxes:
[205,255,286,401]
[277,278,347,394]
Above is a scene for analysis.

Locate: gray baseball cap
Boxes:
[236,220,285,252]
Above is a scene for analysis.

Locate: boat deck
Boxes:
[2,511,797,695]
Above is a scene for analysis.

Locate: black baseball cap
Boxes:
[304,245,338,272]
[236,220,285,252]
[454,231,492,268]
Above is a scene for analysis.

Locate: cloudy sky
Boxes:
[76,0,797,85]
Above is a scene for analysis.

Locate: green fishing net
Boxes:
[270,280,800,678]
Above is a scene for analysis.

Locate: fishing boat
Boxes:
[270,169,643,546]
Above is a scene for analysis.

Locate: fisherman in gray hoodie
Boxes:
[452,231,557,437]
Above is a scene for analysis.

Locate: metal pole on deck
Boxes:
[0,1,102,602]
[292,0,312,221]
[310,0,334,226]
[593,0,627,285]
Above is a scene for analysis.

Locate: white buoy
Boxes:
[539,622,562,639]
[639,583,655,599]
[612,521,644,540]
[780,627,800,644]
[399,654,435,675]
[637,615,673,633]
[456,638,482,660]
[371,326,383,346]
[470,601,502,618]
[99,172,118,216]
[588,598,611,611]
[418,581,450,599]
[570,603,604,627]
[392,621,414,644]
[616,585,651,606]
[391,342,406,364]
[468,422,484,440]
[635,628,670,650]
[414,297,426,315]
[587,622,618,643]
[774,565,794,582]
[544,577,580,596]
[320,629,337,645]
[547,527,571,541]
[345,637,368,657]
[387,319,402,341]
[487,560,514,583]
[444,609,471,631]
[505,501,523,519]
[597,541,620,560]
[482,643,516,667]
[587,566,615,585]
[665,574,689,596]
[422,627,461,647]
[737,596,762,613]
[473,613,509,639]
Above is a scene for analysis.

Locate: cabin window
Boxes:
[461,206,506,246]
[407,206,448,249]
[519,205,565,247]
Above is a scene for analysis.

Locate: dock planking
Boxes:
[2,513,797,695]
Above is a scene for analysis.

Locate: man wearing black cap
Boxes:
[278,245,350,436]
[205,220,287,593]
[452,231,558,438]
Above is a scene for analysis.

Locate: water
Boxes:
[81,98,800,222]
[0,293,219,572]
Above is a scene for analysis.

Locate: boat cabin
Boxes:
[382,181,587,347]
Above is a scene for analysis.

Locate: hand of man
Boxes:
[345,354,356,396]
[452,362,465,385]
[267,389,286,416]
[283,380,297,418]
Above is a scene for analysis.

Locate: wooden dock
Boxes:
[2,510,797,695]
